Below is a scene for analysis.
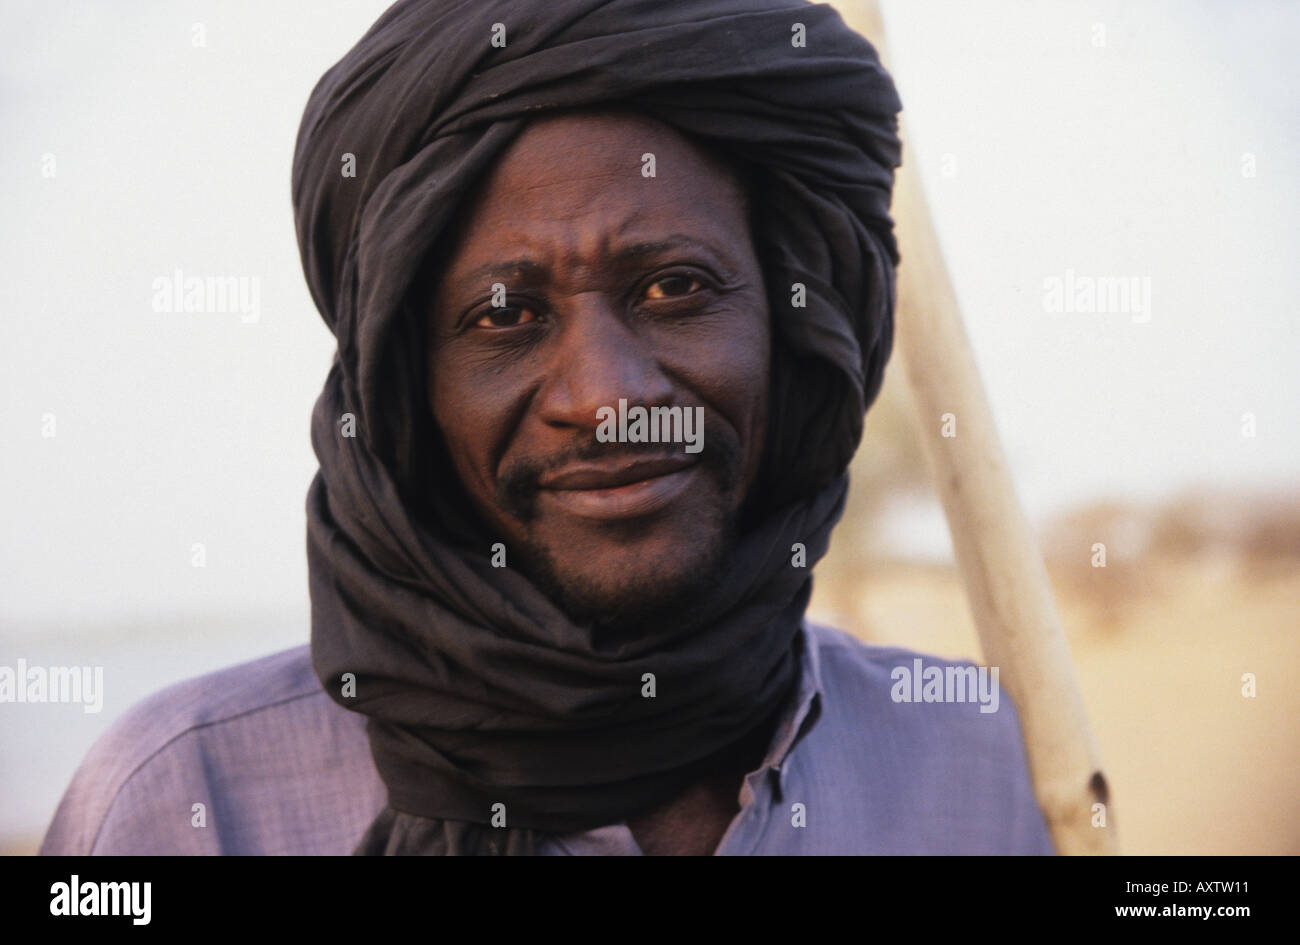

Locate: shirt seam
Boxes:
[86,685,331,853]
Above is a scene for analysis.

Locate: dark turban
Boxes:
[293,0,902,855]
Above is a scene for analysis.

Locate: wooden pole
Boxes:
[833,0,1117,855]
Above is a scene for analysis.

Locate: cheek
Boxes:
[664,309,770,436]
[429,347,531,494]
[731,328,771,467]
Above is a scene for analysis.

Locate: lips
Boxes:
[538,454,697,490]
[537,454,702,520]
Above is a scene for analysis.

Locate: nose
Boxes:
[536,293,675,432]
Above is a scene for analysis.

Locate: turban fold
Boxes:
[294,0,902,854]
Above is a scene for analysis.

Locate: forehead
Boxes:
[441,110,750,275]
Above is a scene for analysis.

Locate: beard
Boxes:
[510,501,741,638]
[494,422,748,637]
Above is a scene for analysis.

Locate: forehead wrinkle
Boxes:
[446,153,749,297]
[490,162,632,200]
[456,228,739,294]
[456,201,652,283]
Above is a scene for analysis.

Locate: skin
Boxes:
[427,110,770,634]
[424,109,773,854]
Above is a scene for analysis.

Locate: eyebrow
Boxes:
[457,234,732,287]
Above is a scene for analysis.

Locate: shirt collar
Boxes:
[752,619,825,780]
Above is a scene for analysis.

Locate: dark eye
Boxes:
[644,273,702,300]
[474,305,538,329]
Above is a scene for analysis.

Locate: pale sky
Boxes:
[2,0,1296,632]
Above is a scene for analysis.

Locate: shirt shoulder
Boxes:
[805,621,1026,749]
[39,645,384,856]
[786,622,1056,854]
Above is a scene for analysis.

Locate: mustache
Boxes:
[496,423,744,521]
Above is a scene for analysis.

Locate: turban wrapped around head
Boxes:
[293,0,902,855]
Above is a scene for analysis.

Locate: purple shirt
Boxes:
[40,622,1055,855]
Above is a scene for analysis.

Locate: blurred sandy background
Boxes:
[811,376,1300,855]
[2,1,1296,854]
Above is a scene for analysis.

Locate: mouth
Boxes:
[537,454,702,520]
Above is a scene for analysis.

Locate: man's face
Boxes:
[427,110,770,629]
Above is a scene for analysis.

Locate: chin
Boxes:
[520,528,732,633]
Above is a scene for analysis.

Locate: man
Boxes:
[41,0,1054,855]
